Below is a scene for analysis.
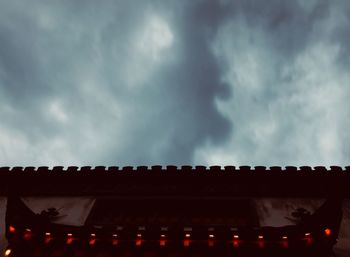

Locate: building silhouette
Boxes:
[1,165,349,257]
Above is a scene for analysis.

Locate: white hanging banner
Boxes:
[254,198,324,227]
[21,197,96,226]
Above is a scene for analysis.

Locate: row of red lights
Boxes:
[3,228,333,257]
[8,225,332,247]
[0,238,318,257]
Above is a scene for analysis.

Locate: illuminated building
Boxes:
[0,165,348,256]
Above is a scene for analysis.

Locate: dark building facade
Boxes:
[1,165,349,257]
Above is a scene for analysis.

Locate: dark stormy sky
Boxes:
[0,0,350,167]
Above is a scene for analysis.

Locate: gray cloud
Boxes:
[0,0,231,166]
[0,0,349,167]
[195,0,350,166]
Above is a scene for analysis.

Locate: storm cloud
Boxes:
[0,0,349,167]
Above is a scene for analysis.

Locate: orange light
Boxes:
[66,233,74,245]
[4,249,12,256]
[135,239,142,246]
[257,235,265,248]
[257,240,265,248]
[45,232,52,244]
[137,233,142,238]
[160,234,167,246]
[304,233,313,246]
[183,239,191,247]
[325,228,332,236]
[89,234,96,245]
[233,234,240,248]
[160,239,167,246]
[24,229,32,240]
[208,234,215,247]
[281,237,289,248]
[9,226,15,233]
[185,233,191,238]
[112,234,118,245]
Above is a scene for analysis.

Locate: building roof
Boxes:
[0,166,350,197]
[1,166,348,256]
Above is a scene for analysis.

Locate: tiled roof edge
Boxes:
[0,165,349,172]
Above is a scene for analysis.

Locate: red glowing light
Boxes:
[112,234,118,245]
[135,239,142,246]
[89,233,96,245]
[45,232,52,244]
[136,233,143,246]
[257,241,265,248]
[304,233,313,246]
[281,235,289,248]
[23,229,32,240]
[208,239,215,247]
[325,228,332,236]
[8,226,15,233]
[257,235,265,248]
[66,233,74,245]
[183,239,191,247]
[160,239,167,246]
[233,234,240,247]
[160,234,167,246]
